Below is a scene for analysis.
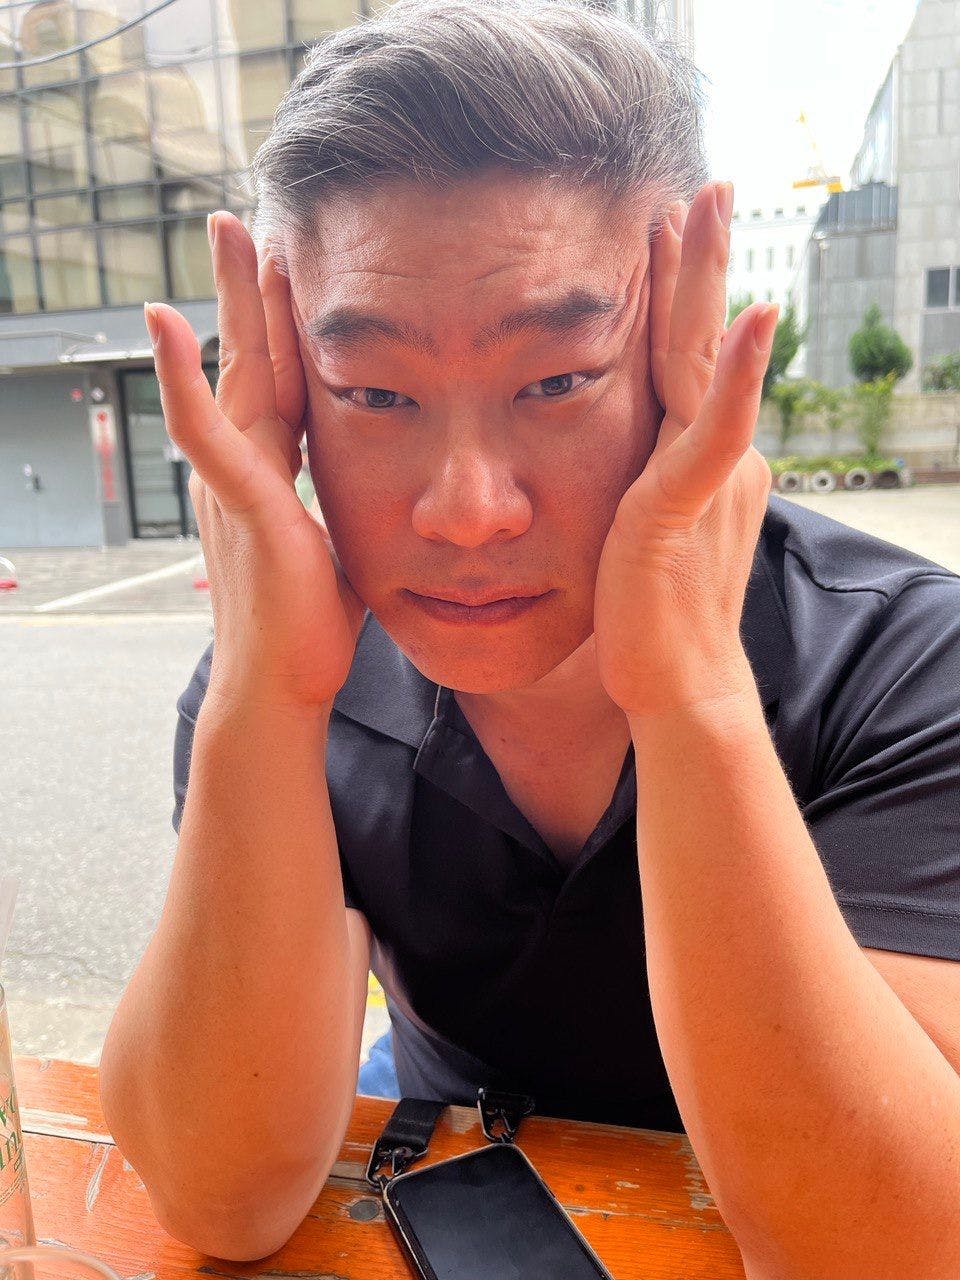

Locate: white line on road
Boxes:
[32,555,203,613]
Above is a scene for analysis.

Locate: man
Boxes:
[99,0,960,1274]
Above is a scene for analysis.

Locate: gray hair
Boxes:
[250,0,709,274]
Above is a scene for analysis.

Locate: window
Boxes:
[101,223,165,305]
[218,0,287,52]
[751,208,762,219]
[766,246,775,269]
[0,236,39,313]
[0,201,29,233]
[166,216,215,300]
[796,205,807,215]
[34,193,91,229]
[926,267,951,308]
[151,61,224,179]
[221,52,290,171]
[291,0,360,41]
[97,186,158,221]
[746,248,754,271]
[0,98,26,199]
[89,73,153,185]
[774,207,784,217]
[25,89,88,193]
[36,228,100,309]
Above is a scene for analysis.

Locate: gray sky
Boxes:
[695,0,921,202]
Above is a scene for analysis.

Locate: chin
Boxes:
[374,598,592,693]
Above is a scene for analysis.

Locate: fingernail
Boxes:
[144,302,160,350]
[207,212,218,252]
[715,181,734,229]
[753,304,779,351]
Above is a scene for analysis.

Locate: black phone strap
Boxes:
[366,1088,536,1191]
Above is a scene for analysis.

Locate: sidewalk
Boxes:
[0,539,212,615]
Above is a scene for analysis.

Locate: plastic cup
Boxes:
[0,985,34,1256]
[0,1245,121,1280]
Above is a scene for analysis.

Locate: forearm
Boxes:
[628,660,960,1279]
[100,691,357,1242]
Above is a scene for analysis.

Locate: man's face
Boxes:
[288,170,664,693]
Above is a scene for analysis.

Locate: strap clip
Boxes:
[477,1088,535,1144]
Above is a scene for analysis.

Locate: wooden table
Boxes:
[16,1056,747,1279]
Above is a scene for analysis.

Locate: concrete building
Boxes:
[799,0,960,391]
[726,187,829,318]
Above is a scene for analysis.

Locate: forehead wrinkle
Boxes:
[305,286,627,361]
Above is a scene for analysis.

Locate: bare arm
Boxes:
[100,211,370,1263]
[99,693,372,1261]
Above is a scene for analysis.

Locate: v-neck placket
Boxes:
[412,682,639,898]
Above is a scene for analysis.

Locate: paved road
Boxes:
[1,484,957,1067]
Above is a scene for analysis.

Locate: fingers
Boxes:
[146,302,258,510]
[655,301,778,519]
[649,201,687,409]
[209,212,277,430]
[661,181,733,446]
[258,246,307,435]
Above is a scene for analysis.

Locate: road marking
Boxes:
[32,556,203,613]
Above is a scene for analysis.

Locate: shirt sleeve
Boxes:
[801,572,960,960]
[172,640,363,913]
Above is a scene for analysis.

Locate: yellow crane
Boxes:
[793,110,844,193]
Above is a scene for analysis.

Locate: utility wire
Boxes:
[0,0,182,70]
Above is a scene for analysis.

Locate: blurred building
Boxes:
[616,0,694,45]
[798,0,960,390]
[0,0,358,548]
[726,189,827,318]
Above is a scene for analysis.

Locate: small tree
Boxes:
[769,377,818,456]
[849,303,912,383]
[922,352,960,391]
[806,382,849,453]
[763,302,805,400]
[850,371,898,459]
[726,291,755,328]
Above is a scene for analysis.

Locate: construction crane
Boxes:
[793,110,844,193]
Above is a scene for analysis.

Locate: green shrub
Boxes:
[767,453,900,476]
[922,352,960,391]
[849,303,912,382]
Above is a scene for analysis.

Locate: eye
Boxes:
[517,371,599,400]
[336,386,417,411]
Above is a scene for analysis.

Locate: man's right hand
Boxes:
[144,211,366,713]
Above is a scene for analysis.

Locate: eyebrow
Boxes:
[304,287,625,358]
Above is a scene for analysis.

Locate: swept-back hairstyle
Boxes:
[250,0,709,273]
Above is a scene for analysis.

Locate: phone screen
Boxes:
[383,1142,614,1279]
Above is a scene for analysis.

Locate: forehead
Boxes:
[288,173,652,351]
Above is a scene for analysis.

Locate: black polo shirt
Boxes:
[172,493,960,1132]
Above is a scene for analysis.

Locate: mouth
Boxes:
[402,588,556,626]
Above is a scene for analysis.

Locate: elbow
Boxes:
[150,1193,305,1263]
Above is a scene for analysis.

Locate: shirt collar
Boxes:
[332,521,790,748]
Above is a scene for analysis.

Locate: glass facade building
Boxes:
[0,0,362,544]
[0,0,358,319]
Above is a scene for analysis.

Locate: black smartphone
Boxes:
[382,1141,616,1279]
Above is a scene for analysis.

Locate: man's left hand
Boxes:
[594,180,779,719]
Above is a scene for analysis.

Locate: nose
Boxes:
[411,435,533,547]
